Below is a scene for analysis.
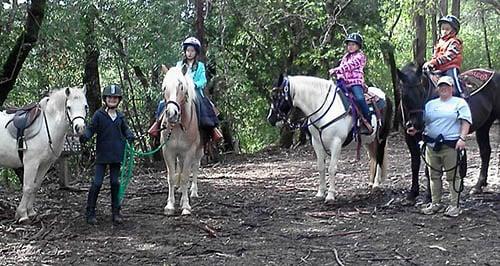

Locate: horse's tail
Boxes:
[376,96,394,180]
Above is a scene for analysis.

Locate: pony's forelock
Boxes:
[163,67,197,102]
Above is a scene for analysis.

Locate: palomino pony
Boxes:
[398,63,500,201]
[160,66,204,216]
[0,87,87,222]
[268,74,393,203]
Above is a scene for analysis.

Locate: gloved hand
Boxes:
[422,62,434,72]
[328,67,339,76]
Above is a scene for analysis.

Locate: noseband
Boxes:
[271,78,294,123]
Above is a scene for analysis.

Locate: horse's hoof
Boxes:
[401,197,416,206]
[18,216,30,224]
[181,209,191,216]
[164,208,175,216]
[324,195,336,205]
[470,187,483,195]
[28,210,37,218]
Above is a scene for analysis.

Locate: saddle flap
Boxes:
[6,110,44,141]
[460,69,494,96]
[5,102,39,114]
[12,107,41,130]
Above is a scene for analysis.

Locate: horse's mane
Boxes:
[42,87,82,112]
[400,62,422,85]
[163,67,197,103]
[289,75,334,94]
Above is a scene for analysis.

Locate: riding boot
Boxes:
[86,185,100,225]
[359,117,373,135]
[211,127,223,143]
[111,184,123,225]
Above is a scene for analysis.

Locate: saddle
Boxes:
[339,86,386,134]
[427,69,494,97]
[4,102,43,152]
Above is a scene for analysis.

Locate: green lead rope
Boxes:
[118,130,172,203]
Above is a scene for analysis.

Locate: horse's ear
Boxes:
[161,64,169,74]
[82,84,87,94]
[65,87,71,97]
[416,63,423,77]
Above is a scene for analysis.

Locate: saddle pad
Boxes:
[4,111,44,140]
[461,69,494,96]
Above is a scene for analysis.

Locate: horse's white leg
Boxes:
[312,138,327,198]
[325,138,342,204]
[180,157,194,215]
[164,155,177,216]
[16,163,39,223]
[26,160,52,218]
[190,159,201,198]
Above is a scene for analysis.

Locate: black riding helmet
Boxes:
[102,84,123,101]
[438,15,460,34]
[344,33,363,49]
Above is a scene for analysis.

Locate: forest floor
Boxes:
[1,128,500,265]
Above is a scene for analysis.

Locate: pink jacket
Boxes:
[332,50,366,88]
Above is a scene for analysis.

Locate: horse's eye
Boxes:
[67,106,71,111]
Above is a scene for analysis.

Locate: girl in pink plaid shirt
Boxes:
[329,33,372,134]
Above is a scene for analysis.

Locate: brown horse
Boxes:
[398,63,500,202]
[160,66,203,216]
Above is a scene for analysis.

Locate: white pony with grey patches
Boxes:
[0,87,88,222]
[160,66,204,216]
[268,75,393,204]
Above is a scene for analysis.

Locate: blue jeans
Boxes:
[92,163,121,189]
[350,85,371,121]
[443,68,463,97]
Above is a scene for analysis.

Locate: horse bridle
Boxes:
[271,77,338,130]
[399,79,430,130]
[271,78,294,125]
[163,80,189,125]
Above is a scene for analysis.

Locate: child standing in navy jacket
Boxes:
[80,84,135,225]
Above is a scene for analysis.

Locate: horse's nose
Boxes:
[74,124,85,135]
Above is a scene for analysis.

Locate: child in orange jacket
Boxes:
[423,15,464,97]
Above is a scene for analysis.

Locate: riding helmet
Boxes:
[182,36,201,54]
[344,33,363,48]
[102,84,123,100]
[438,15,460,34]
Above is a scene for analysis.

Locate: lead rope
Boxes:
[420,143,465,206]
[118,126,173,203]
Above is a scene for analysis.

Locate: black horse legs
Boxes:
[471,120,495,193]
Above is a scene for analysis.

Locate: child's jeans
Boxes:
[350,85,371,121]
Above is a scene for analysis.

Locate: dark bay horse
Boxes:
[398,63,500,202]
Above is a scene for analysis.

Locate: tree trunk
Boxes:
[413,0,426,67]
[82,4,101,116]
[481,11,492,68]
[380,41,400,131]
[5,0,18,34]
[194,0,207,61]
[0,0,46,106]
[439,0,448,16]
[451,0,460,18]
[431,3,438,45]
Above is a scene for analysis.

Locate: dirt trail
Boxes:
[1,129,499,265]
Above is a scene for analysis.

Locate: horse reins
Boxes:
[273,77,349,155]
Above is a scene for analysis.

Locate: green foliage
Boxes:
[1,0,498,153]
